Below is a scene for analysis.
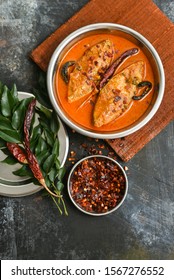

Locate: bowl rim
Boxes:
[47,23,165,139]
[67,155,128,216]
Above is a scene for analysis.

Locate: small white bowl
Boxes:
[67,155,128,216]
[47,23,165,139]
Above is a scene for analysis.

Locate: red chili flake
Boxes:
[69,157,126,214]
[88,145,97,155]
[107,151,117,161]
[98,143,105,149]
[81,143,88,149]
[113,96,122,103]
[70,150,76,157]
[68,157,76,161]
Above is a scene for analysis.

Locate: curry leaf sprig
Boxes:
[0,82,68,215]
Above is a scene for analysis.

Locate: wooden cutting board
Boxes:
[30,0,174,161]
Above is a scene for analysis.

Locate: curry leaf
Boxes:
[1,155,18,165]
[39,118,50,132]
[37,112,50,129]
[57,167,66,181]
[55,158,60,169]
[44,175,51,188]
[48,167,57,182]
[0,147,10,156]
[1,86,12,117]
[30,124,42,142]
[12,97,33,130]
[42,154,56,173]
[35,137,47,155]
[50,111,59,134]
[0,129,21,143]
[56,181,64,192]
[13,165,33,177]
[0,138,6,148]
[10,84,19,108]
[43,129,54,146]
[33,88,52,109]
[0,115,14,130]
[52,139,59,156]
[38,105,52,119]
[36,150,50,165]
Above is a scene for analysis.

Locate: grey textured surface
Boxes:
[0,0,174,260]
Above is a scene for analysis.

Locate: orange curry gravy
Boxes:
[55,34,155,132]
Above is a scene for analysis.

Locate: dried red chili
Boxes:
[132,81,152,100]
[61,61,76,83]
[99,48,139,89]
[69,156,126,214]
[6,142,28,164]
[23,99,60,198]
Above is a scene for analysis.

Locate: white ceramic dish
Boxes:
[47,23,165,139]
[0,92,69,197]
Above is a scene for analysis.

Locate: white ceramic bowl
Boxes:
[67,155,128,216]
[47,23,165,139]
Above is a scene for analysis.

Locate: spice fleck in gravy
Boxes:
[55,34,155,132]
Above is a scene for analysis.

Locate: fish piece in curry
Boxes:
[93,61,145,127]
[68,40,114,103]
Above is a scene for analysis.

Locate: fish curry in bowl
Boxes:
[47,23,165,138]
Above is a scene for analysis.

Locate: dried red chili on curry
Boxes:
[69,157,126,214]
